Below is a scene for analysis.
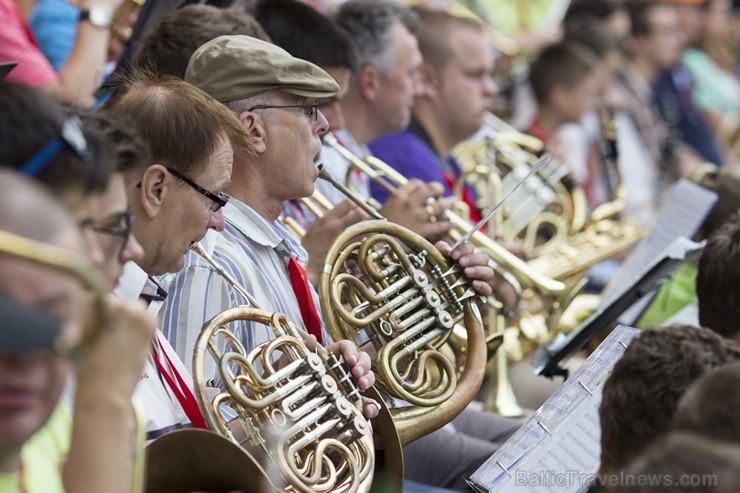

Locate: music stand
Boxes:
[531,237,705,379]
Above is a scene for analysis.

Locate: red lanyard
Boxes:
[287,256,323,344]
[150,337,207,429]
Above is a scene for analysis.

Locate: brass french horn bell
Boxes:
[181,244,403,493]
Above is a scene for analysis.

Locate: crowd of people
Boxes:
[1,0,739,492]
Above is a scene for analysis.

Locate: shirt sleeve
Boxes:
[0,0,56,87]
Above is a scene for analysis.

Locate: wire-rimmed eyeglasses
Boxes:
[247,102,319,122]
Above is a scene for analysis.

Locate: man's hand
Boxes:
[380,180,455,243]
[305,336,379,419]
[436,241,495,298]
[302,200,369,284]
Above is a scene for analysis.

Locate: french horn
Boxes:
[315,162,491,439]
[188,244,403,493]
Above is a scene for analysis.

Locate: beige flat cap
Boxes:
[185,35,339,102]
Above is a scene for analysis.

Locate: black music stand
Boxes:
[531,237,705,379]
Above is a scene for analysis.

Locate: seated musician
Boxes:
[367,6,496,226]
[599,324,740,476]
[0,172,94,493]
[0,83,157,493]
[159,33,521,492]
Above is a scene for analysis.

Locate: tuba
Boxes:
[187,244,403,492]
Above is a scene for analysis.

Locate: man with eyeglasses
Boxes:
[101,70,253,443]
[0,83,156,492]
[160,33,507,491]
[159,35,379,419]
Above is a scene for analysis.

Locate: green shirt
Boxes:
[0,405,71,493]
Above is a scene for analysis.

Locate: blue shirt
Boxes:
[28,0,79,70]
[653,66,723,166]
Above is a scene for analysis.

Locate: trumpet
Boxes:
[323,132,584,329]
[184,243,393,492]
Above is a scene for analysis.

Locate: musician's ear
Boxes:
[237,110,267,154]
[137,164,169,217]
[417,63,437,99]
[356,64,380,101]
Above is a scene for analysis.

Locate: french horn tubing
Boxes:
[189,244,402,493]
[315,164,489,443]
[322,132,583,329]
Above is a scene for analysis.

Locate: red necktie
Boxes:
[287,256,323,344]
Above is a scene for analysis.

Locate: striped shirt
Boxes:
[157,198,332,383]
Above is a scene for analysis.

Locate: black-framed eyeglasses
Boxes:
[20,115,92,177]
[247,102,319,122]
[165,166,229,213]
[80,211,133,256]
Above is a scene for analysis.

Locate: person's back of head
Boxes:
[599,324,740,474]
[529,40,601,106]
[0,82,110,198]
[696,220,740,342]
[132,4,270,79]
[76,109,151,178]
[611,432,740,493]
[252,0,359,73]
[673,361,740,444]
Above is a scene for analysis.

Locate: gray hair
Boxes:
[334,0,419,76]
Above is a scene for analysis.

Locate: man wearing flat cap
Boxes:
[159,34,379,417]
[159,34,505,491]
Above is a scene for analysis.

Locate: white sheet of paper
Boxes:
[469,325,641,493]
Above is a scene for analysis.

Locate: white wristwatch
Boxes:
[78,5,114,29]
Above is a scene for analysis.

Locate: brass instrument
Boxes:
[110,0,146,45]
[323,133,583,330]
[528,103,646,281]
[189,244,402,492]
[316,165,490,440]
[0,229,146,493]
[0,229,110,357]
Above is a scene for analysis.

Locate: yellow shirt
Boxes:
[0,405,71,493]
[471,0,557,33]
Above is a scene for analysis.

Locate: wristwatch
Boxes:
[78,5,114,29]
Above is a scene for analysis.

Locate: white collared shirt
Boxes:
[114,263,192,442]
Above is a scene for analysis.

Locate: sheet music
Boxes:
[600,179,717,308]
[469,325,640,493]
